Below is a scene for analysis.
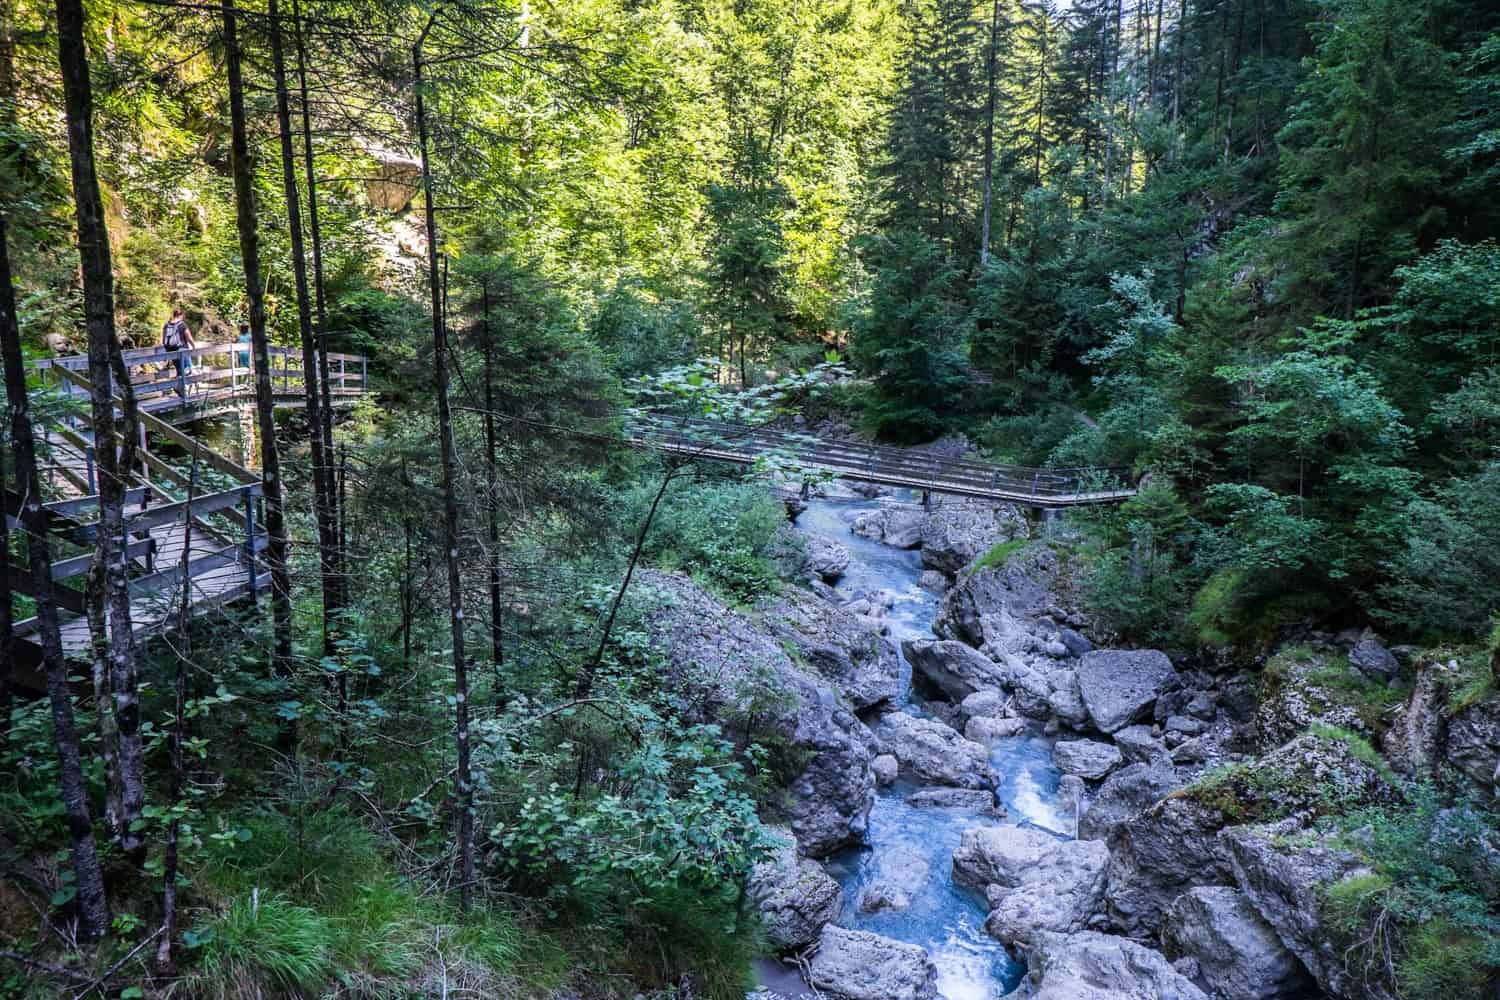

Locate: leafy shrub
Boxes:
[1377,463,1500,641]
[634,478,786,602]
[492,719,775,922]
[1324,785,1500,999]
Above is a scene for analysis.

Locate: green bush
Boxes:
[635,477,786,602]
[1324,786,1500,999]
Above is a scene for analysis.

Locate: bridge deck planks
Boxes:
[8,345,369,662]
[634,416,1136,508]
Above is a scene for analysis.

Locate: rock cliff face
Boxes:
[760,587,901,712]
[747,831,844,951]
[638,570,876,857]
[1223,824,1395,1000]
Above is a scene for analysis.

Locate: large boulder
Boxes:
[858,845,931,914]
[805,534,852,584]
[1077,649,1180,734]
[952,825,1061,889]
[806,925,939,1000]
[1053,739,1124,781]
[1445,694,1500,792]
[984,839,1108,947]
[934,545,1078,653]
[364,147,423,212]
[902,638,1009,702]
[1078,760,1182,841]
[1162,886,1313,1000]
[747,832,844,951]
[850,507,926,549]
[1104,797,1234,938]
[918,499,1028,576]
[1347,628,1400,682]
[639,571,874,857]
[872,712,994,790]
[1114,724,1167,764]
[1025,931,1208,1000]
[1223,824,1395,1000]
[761,588,901,711]
[1104,729,1400,940]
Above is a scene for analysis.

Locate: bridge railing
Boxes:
[629,413,1136,504]
[33,343,369,416]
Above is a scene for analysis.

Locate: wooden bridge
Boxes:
[630,415,1136,508]
[5,343,369,667]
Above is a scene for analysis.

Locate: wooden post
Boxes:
[241,486,257,600]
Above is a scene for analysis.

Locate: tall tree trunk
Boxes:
[222,0,295,693]
[292,0,342,616]
[0,6,12,738]
[268,0,339,671]
[54,0,147,863]
[413,24,474,912]
[156,451,197,975]
[979,0,1000,267]
[1172,0,1187,128]
[0,213,109,940]
[481,281,504,679]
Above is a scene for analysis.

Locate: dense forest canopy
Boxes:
[3,0,1500,996]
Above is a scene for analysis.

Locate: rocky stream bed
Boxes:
[628,481,1500,1000]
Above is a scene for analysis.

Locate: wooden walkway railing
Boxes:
[5,343,369,663]
[33,341,369,423]
[629,415,1136,508]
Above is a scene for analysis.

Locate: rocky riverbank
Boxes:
[637,484,1500,1000]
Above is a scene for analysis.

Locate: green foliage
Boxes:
[973,538,1028,572]
[589,280,700,379]
[494,719,774,919]
[1079,479,1199,646]
[847,230,970,441]
[633,478,785,602]
[190,894,333,999]
[1324,786,1500,999]
[1377,463,1500,641]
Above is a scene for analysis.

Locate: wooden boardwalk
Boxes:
[631,415,1136,508]
[6,343,367,662]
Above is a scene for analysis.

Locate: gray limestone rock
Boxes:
[1348,628,1401,681]
[1026,931,1208,1000]
[806,925,939,1000]
[1077,760,1182,842]
[1104,797,1234,938]
[1162,886,1313,1000]
[952,825,1062,889]
[919,499,1028,576]
[640,570,875,857]
[1053,739,1124,780]
[983,839,1109,947]
[902,637,1009,702]
[1223,824,1395,1000]
[873,711,995,790]
[858,845,931,914]
[761,587,901,712]
[747,832,844,952]
[1114,725,1166,764]
[966,715,1028,744]
[1077,649,1181,734]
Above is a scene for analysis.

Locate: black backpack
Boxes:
[163,320,184,349]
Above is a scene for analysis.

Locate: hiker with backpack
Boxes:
[162,307,197,397]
